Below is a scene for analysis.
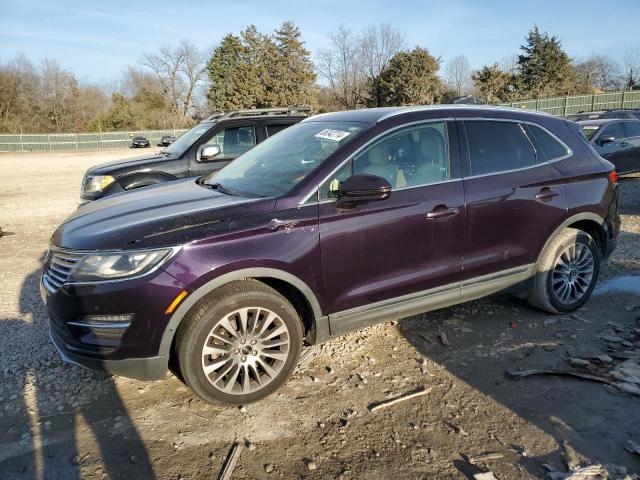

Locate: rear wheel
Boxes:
[527,228,600,314]
[176,280,303,405]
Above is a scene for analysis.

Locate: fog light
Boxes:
[81,314,134,323]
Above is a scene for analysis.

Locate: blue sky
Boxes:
[1,0,639,84]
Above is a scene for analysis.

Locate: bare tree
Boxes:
[575,54,622,92]
[623,50,640,90]
[140,40,206,117]
[316,26,364,109]
[444,54,471,96]
[317,23,406,109]
[358,23,406,106]
[499,54,519,74]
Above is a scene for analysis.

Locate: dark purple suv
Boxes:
[42,106,620,405]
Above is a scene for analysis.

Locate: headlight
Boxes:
[83,175,115,194]
[68,247,178,282]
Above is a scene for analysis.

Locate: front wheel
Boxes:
[175,281,303,405]
[527,228,601,314]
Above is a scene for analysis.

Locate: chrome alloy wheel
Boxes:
[201,307,290,395]
[551,243,595,305]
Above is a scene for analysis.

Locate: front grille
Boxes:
[43,248,86,293]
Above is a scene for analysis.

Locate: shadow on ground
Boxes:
[0,258,155,480]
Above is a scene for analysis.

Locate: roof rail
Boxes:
[204,107,311,122]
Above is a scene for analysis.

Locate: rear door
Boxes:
[460,119,569,280]
[318,120,465,322]
[189,121,258,177]
[618,121,640,173]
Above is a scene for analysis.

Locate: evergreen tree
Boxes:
[472,64,519,103]
[378,47,443,106]
[517,26,581,97]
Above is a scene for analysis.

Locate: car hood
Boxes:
[88,153,167,175]
[52,178,276,250]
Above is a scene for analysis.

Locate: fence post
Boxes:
[621,90,626,109]
[535,98,539,110]
[20,126,24,152]
[564,96,569,116]
[99,124,103,149]
[590,94,595,112]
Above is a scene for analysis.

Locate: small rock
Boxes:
[305,459,317,471]
[244,438,256,452]
[569,358,591,368]
[596,354,613,364]
[439,332,450,346]
[264,463,274,474]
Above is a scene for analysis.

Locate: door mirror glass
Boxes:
[598,135,615,145]
[336,173,391,207]
[199,144,221,161]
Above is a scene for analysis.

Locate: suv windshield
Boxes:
[163,123,214,157]
[203,121,367,198]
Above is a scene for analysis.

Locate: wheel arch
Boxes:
[537,212,607,266]
[117,170,178,190]
[159,268,327,357]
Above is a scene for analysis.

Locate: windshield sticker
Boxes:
[315,129,351,142]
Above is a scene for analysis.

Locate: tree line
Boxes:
[1,22,639,134]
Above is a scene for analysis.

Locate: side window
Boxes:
[319,122,450,200]
[464,121,536,176]
[600,122,627,140]
[206,125,256,157]
[624,122,640,138]
[266,124,293,136]
[525,124,570,161]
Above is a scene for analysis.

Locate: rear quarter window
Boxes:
[464,120,537,176]
[625,122,640,138]
[525,124,570,161]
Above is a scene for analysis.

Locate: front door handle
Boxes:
[535,187,560,201]
[426,205,459,220]
[620,141,629,148]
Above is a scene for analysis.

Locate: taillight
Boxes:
[608,170,618,184]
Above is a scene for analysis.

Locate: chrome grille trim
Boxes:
[42,248,87,293]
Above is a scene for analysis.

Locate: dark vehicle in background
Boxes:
[579,118,640,174]
[81,108,308,201]
[130,136,150,148]
[565,111,605,122]
[600,109,640,120]
[43,105,619,405]
[159,135,176,147]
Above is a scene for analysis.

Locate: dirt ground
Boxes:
[1,150,639,480]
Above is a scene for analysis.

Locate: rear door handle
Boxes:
[620,141,629,148]
[535,187,560,201]
[426,205,459,219]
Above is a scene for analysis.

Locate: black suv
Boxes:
[600,109,640,120]
[81,108,308,201]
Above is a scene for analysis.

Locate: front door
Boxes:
[189,122,258,177]
[317,121,465,330]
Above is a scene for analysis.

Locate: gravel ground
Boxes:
[0,151,639,480]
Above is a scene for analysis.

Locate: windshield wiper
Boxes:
[205,182,243,197]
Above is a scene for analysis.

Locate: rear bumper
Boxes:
[49,325,168,380]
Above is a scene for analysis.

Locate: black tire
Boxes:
[175,280,303,405]
[527,228,601,314]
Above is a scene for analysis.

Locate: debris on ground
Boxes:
[506,369,613,384]
[368,386,432,413]
[546,463,639,479]
[474,472,499,480]
[625,440,640,456]
[295,346,319,371]
[468,452,504,464]
[438,331,450,346]
[218,441,243,480]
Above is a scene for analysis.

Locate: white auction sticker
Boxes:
[315,129,351,142]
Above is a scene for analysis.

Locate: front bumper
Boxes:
[49,326,168,380]
[41,267,185,381]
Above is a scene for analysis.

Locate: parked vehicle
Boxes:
[130,136,150,148]
[578,119,640,174]
[565,111,605,122]
[600,109,640,120]
[43,105,620,405]
[159,135,176,147]
[81,108,308,201]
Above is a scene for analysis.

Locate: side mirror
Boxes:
[598,135,615,145]
[335,173,391,208]
[198,144,221,162]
